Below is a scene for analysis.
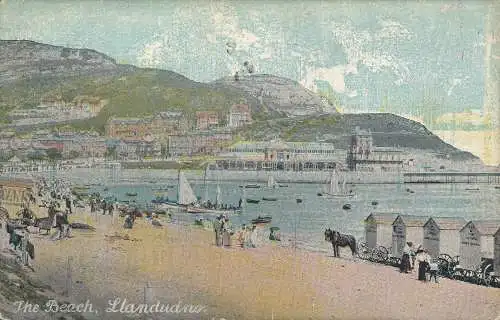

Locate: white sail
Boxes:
[203,168,209,202]
[267,175,275,188]
[328,170,339,194]
[216,184,221,205]
[178,172,198,205]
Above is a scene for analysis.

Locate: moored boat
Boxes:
[251,216,272,224]
[322,170,355,198]
[262,197,278,201]
[126,192,138,197]
[246,199,260,204]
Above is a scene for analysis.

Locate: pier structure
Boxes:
[403,172,500,184]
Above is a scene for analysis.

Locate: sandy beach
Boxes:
[24,209,500,320]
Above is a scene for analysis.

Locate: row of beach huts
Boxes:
[364,212,500,273]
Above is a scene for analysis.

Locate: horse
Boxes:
[324,228,357,258]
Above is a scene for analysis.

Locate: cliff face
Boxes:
[0,40,130,85]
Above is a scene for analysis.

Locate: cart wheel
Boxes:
[453,268,464,281]
[376,246,389,264]
[483,264,493,287]
[357,242,370,260]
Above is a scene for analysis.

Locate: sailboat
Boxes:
[322,170,355,198]
[156,171,198,211]
[267,175,277,188]
[187,178,241,215]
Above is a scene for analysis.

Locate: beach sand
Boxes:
[26,210,500,320]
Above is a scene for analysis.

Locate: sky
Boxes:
[0,0,496,116]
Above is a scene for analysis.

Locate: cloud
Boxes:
[302,65,358,98]
[303,19,411,98]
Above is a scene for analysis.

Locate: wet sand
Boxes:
[27,210,500,320]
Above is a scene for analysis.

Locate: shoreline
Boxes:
[24,209,500,320]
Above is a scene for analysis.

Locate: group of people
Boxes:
[89,193,115,216]
[213,215,233,247]
[400,241,439,283]
[213,216,274,249]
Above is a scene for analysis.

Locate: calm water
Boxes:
[18,168,500,253]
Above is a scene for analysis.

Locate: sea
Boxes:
[9,168,500,254]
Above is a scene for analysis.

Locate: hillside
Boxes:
[237,113,479,161]
[0,40,329,130]
[211,74,336,116]
[0,40,481,162]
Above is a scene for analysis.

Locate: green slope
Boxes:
[0,69,247,132]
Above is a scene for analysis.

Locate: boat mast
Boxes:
[177,167,181,203]
[203,165,208,203]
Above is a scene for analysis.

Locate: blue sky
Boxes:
[0,0,494,115]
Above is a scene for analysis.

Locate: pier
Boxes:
[403,172,500,184]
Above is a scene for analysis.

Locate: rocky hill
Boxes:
[211,74,336,116]
[237,113,479,161]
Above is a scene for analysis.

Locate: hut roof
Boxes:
[365,212,400,225]
[425,217,467,230]
[461,220,500,236]
[394,215,430,227]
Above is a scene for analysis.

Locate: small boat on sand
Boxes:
[262,197,277,201]
[246,199,260,204]
[251,216,272,224]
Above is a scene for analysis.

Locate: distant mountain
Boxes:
[0,40,482,164]
[211,74,336,116]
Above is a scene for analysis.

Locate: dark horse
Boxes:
[324,228,357,258]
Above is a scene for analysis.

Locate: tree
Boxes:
[104,146,117,159]
[46,148,62,161]
[68,150,81,159]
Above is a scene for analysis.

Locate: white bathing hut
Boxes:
[364,212,400,249]
[494,227,500,277]
[459,220,500,270]
[423,217,467,258]
[392,215,429,257]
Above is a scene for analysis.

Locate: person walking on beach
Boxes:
[428,259,439,283]
[250,225,258,248]
[415,247,430,281]
[222,216,232,248]
[65,196,72,214]
[213,216,223,247]
[400,241,413,273]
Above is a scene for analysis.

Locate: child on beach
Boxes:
[428,259,439,283]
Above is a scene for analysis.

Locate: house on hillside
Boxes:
[196,111,219,130]
[227,104,252,128]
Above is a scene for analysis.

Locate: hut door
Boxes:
[424,223,440,258]
[460,226,482,270]
[494,233,500,276]
[365,222,377,249]
[392,223,406,257]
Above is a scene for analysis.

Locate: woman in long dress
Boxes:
[222,218,232,247]
[400,241,413,273]
[415,248,430,281]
